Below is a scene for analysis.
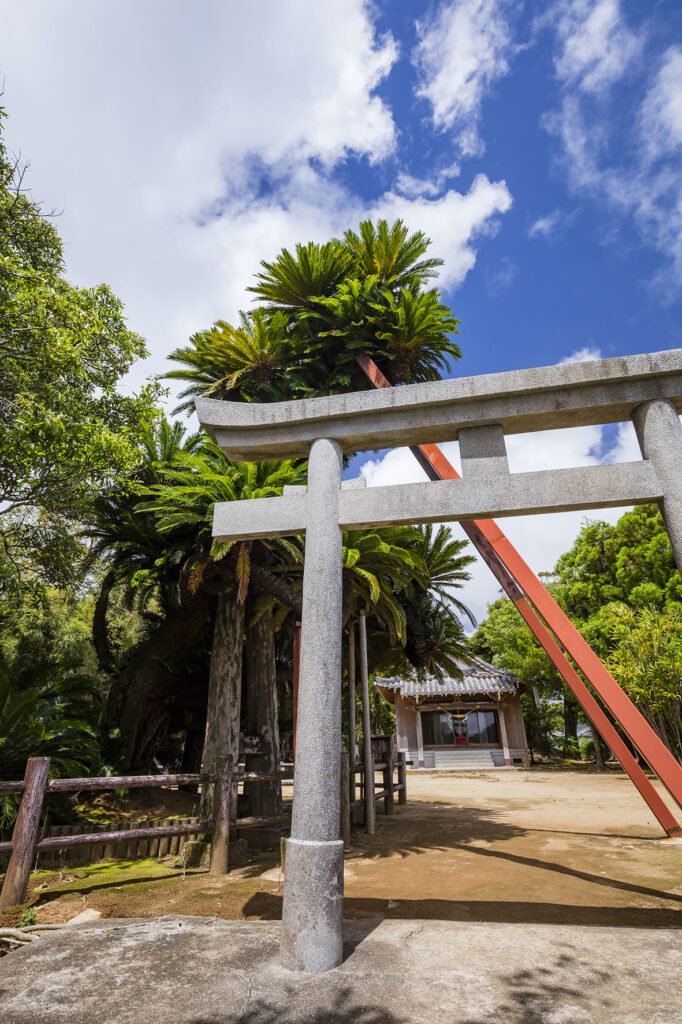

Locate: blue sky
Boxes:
[352,0,682,381]
[2,0,681,619]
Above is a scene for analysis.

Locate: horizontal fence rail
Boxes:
[0,769,294,796]
[0,757,293,910]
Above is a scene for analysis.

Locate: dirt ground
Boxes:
[6,769,682,929]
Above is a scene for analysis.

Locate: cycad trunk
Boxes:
[105,591,212,770]
[199,589,245,820]
[244,603,282,819]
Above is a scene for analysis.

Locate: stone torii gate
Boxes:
[197,348,682,974]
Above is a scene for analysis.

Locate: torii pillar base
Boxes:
[280,837,344,973]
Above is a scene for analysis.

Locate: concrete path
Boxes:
[0,916,679,1024]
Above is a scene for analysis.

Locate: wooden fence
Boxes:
[341,737,407,844]
[33,816,202,868]
[0,756,291,910]
[1,742,408,910]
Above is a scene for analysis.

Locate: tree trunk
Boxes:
[563,693,579,758]
[199,589,245,820]
[250,564,302,616]
[105,591,212,770]
[93,569,117,672]
[244,603,282,819]
[589,722,605,771]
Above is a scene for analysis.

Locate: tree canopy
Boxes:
[0,108,158,600]
[474,505,682,761]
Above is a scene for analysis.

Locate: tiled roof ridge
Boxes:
[376,654,516,690]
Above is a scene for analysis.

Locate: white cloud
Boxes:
[485,254,516,295]
[374,174,512,289]
[544,0,682,296]
[640,46,682,163]
[157,167,512,380]
[0,1,515,395]
[558,346,602,364]
[551,0,641,93]
[528,209,562,239]
[606,421,641,464]
[413,0,519,156]
[394,162,461,198]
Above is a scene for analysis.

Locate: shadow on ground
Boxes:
[190,987,407,1024]
[243,890,682,927]
[186,947,618,1024]
[458,946,616,1024]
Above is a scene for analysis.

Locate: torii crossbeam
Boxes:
[197,347,682,974]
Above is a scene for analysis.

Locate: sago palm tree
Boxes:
[140,441,307,809]
[167,309,302,414]
[247,217,462,391]
[167,217,462,408]
[364,525,475,681]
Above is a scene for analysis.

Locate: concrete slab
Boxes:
[1,916,679,1024]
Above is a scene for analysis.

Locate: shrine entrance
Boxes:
[197,347,682,974]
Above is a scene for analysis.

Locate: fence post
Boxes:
[358,610,375,836]
[0,757,51,910]
[209,755,232,875]
[398,752,407,806]
[383,740,395,816]
[348,620,357,810]
[340,750,352,851]
[365,749,376,834]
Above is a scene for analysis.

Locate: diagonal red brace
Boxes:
[357,353,682,836]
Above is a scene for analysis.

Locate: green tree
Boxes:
[168,218,461,408]
[0,589,104,823]
[554,505,682,618]
[595,603,682,759]
[0,108,158,602]
[164,220,471,778]
[99,437,306,783]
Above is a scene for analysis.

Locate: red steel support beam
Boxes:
[459,514,680,834]
[357,354,682,834]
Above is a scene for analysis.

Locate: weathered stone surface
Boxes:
[633,398,682,575]
[279,837,344,973]
[1,917,680,1024]
[196,347,682,459]
[213,461,662,542]
[281,438,344,973]
[458,423,509,477]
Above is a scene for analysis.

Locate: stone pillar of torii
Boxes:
[197,348,682,974]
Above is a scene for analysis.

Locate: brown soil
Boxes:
[6,769,682,929]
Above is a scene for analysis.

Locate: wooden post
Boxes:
[348,620,357,809]
[340,750,352,850]
[358,610,375,835]
[398,752,407,806]
[383,737,395,815]
[415,706,425,768]
[209,755,232,875]
[498,699,512,766]
[0,757,50,910]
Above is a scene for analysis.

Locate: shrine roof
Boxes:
[376,657,518,698]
